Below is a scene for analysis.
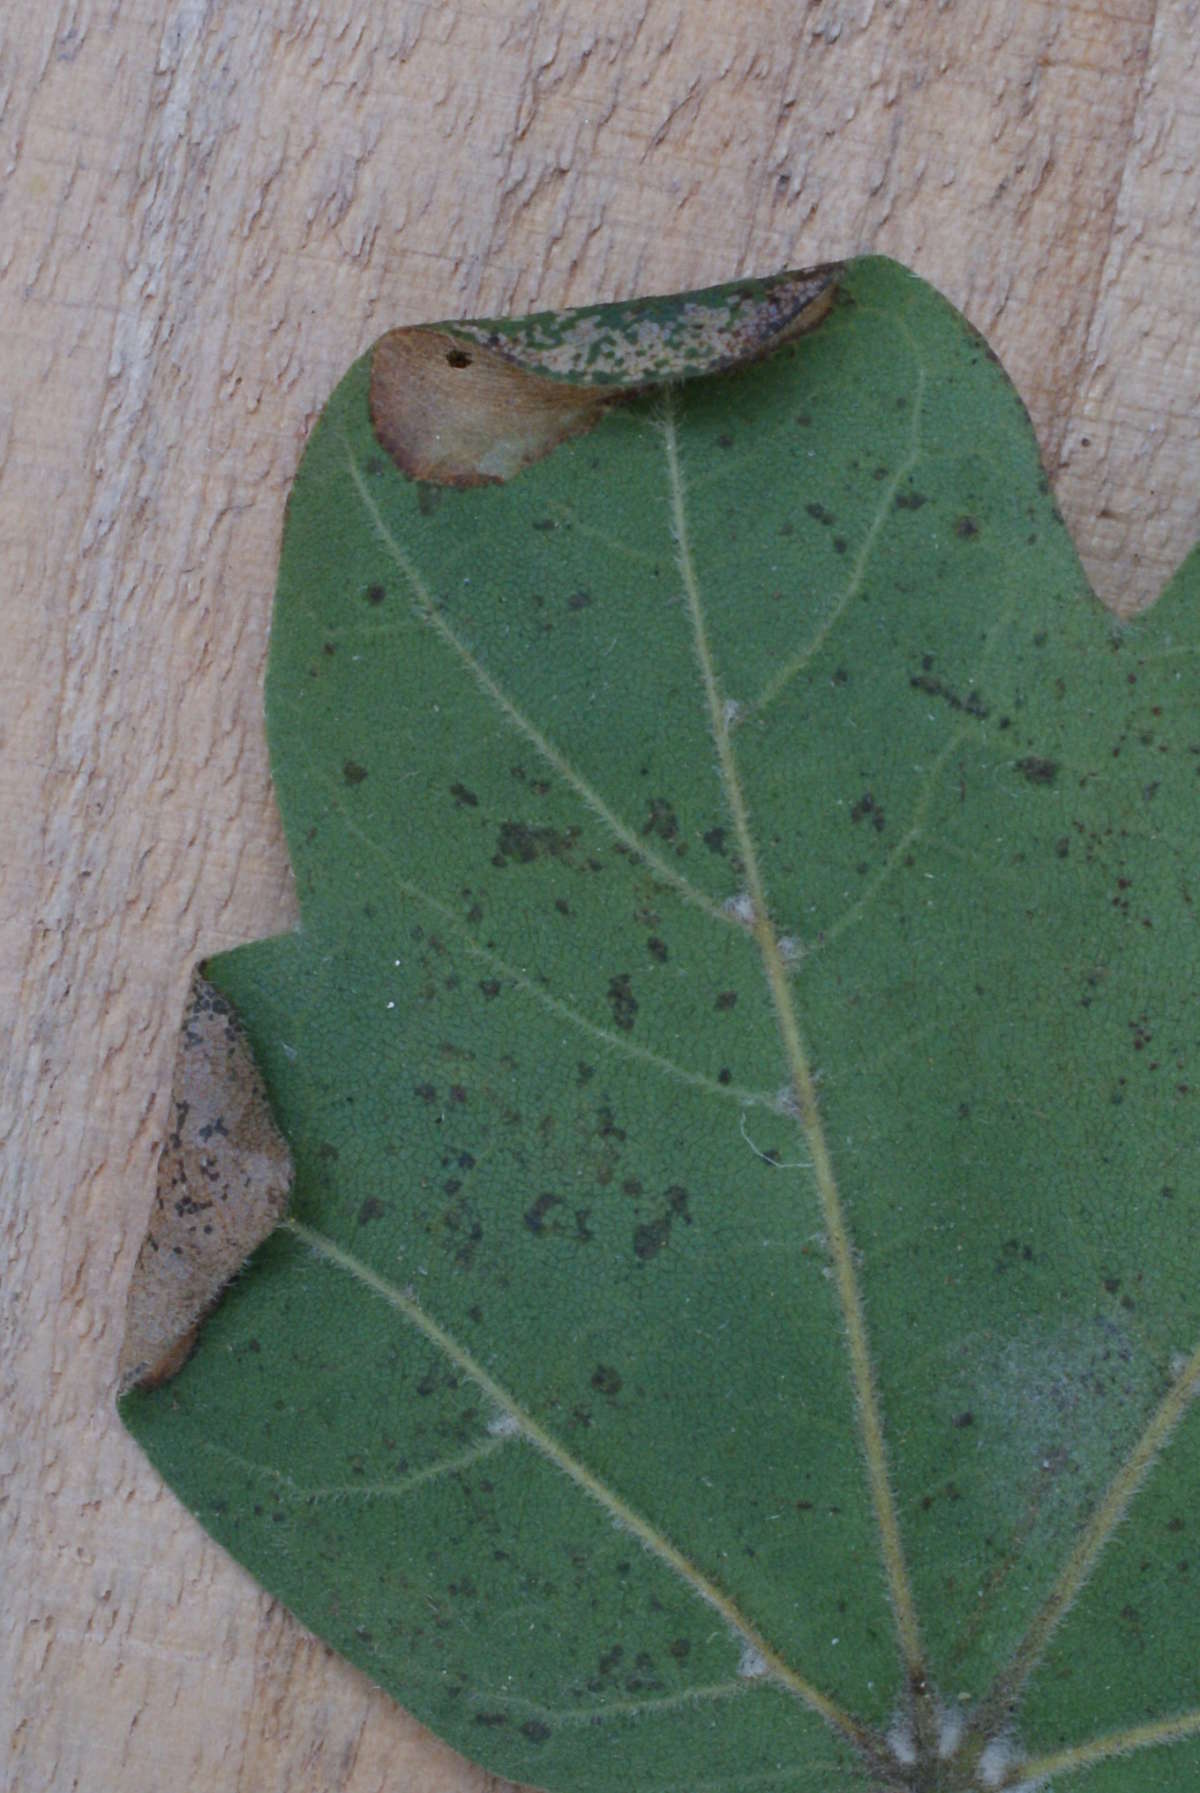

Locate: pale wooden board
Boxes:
[3,3,1198,1790]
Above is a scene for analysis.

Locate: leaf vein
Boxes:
[980,1334,1200,1723]
[199,1432,511,1504]
[741,352,928,723]
[345,444,739,931]
[283,1215,876,1751]
[466,1677,755,1727]
[1019,1704,1200,1786]
[295,744,776,1110]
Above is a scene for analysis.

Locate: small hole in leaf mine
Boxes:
[445,349,472,368]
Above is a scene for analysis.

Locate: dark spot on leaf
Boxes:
[521,1721,551,1744]
[895,490,928,510]
[910,672,990,719]
[358,1197,385,1225]
[475,1713,508,1727]
[414,1082,436,1103]
[995,1237,1036,1273]
[669,1637,691,1661]
[850,791,885,832]
[703,826,727,855]
[365,583,386,605]
[567,589,592,611]
[591,1364,622,1396]
[445,347,472,368]
[524,1193,562,1235]
[625,1652,665,1693]
[450,783,478,807]
[715,991,738,1011]
[634,1216,671,1260]
[1017,756,1059,785]
[833,536,847,554]
[717,1067,732,1085]
[951,1410,974,1429]
[634,1185,691,1261]
[954,515,980,538]
[716,432,734,448]
[806,502,835,526]
[343,761,368,785]
[647,936,668,963]
[493,819,579,866]
[596,1104,626,1141]
[642,797,679,841]
[479,979,501,1001]
[607,974,637,1032]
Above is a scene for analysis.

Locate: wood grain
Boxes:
[2,4,1197,1790]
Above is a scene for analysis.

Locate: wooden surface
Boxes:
[3,4,1198,1790]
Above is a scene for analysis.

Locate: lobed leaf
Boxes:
[122,258,1200,1793]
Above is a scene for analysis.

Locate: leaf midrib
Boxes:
[658,390,928,1718]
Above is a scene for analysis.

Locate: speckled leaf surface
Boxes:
[122,259,1200,1793]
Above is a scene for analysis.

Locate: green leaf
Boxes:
[121,257,1200,1793]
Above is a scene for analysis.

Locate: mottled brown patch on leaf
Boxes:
[119,971,293,1393]
[455,264,841,385]
[369,265,840,487]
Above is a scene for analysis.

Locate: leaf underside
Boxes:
[122,258,1200,1793]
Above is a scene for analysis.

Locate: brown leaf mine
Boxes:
[369,329,610,487]
[119,971,293,1393]
[369,264,840,487]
